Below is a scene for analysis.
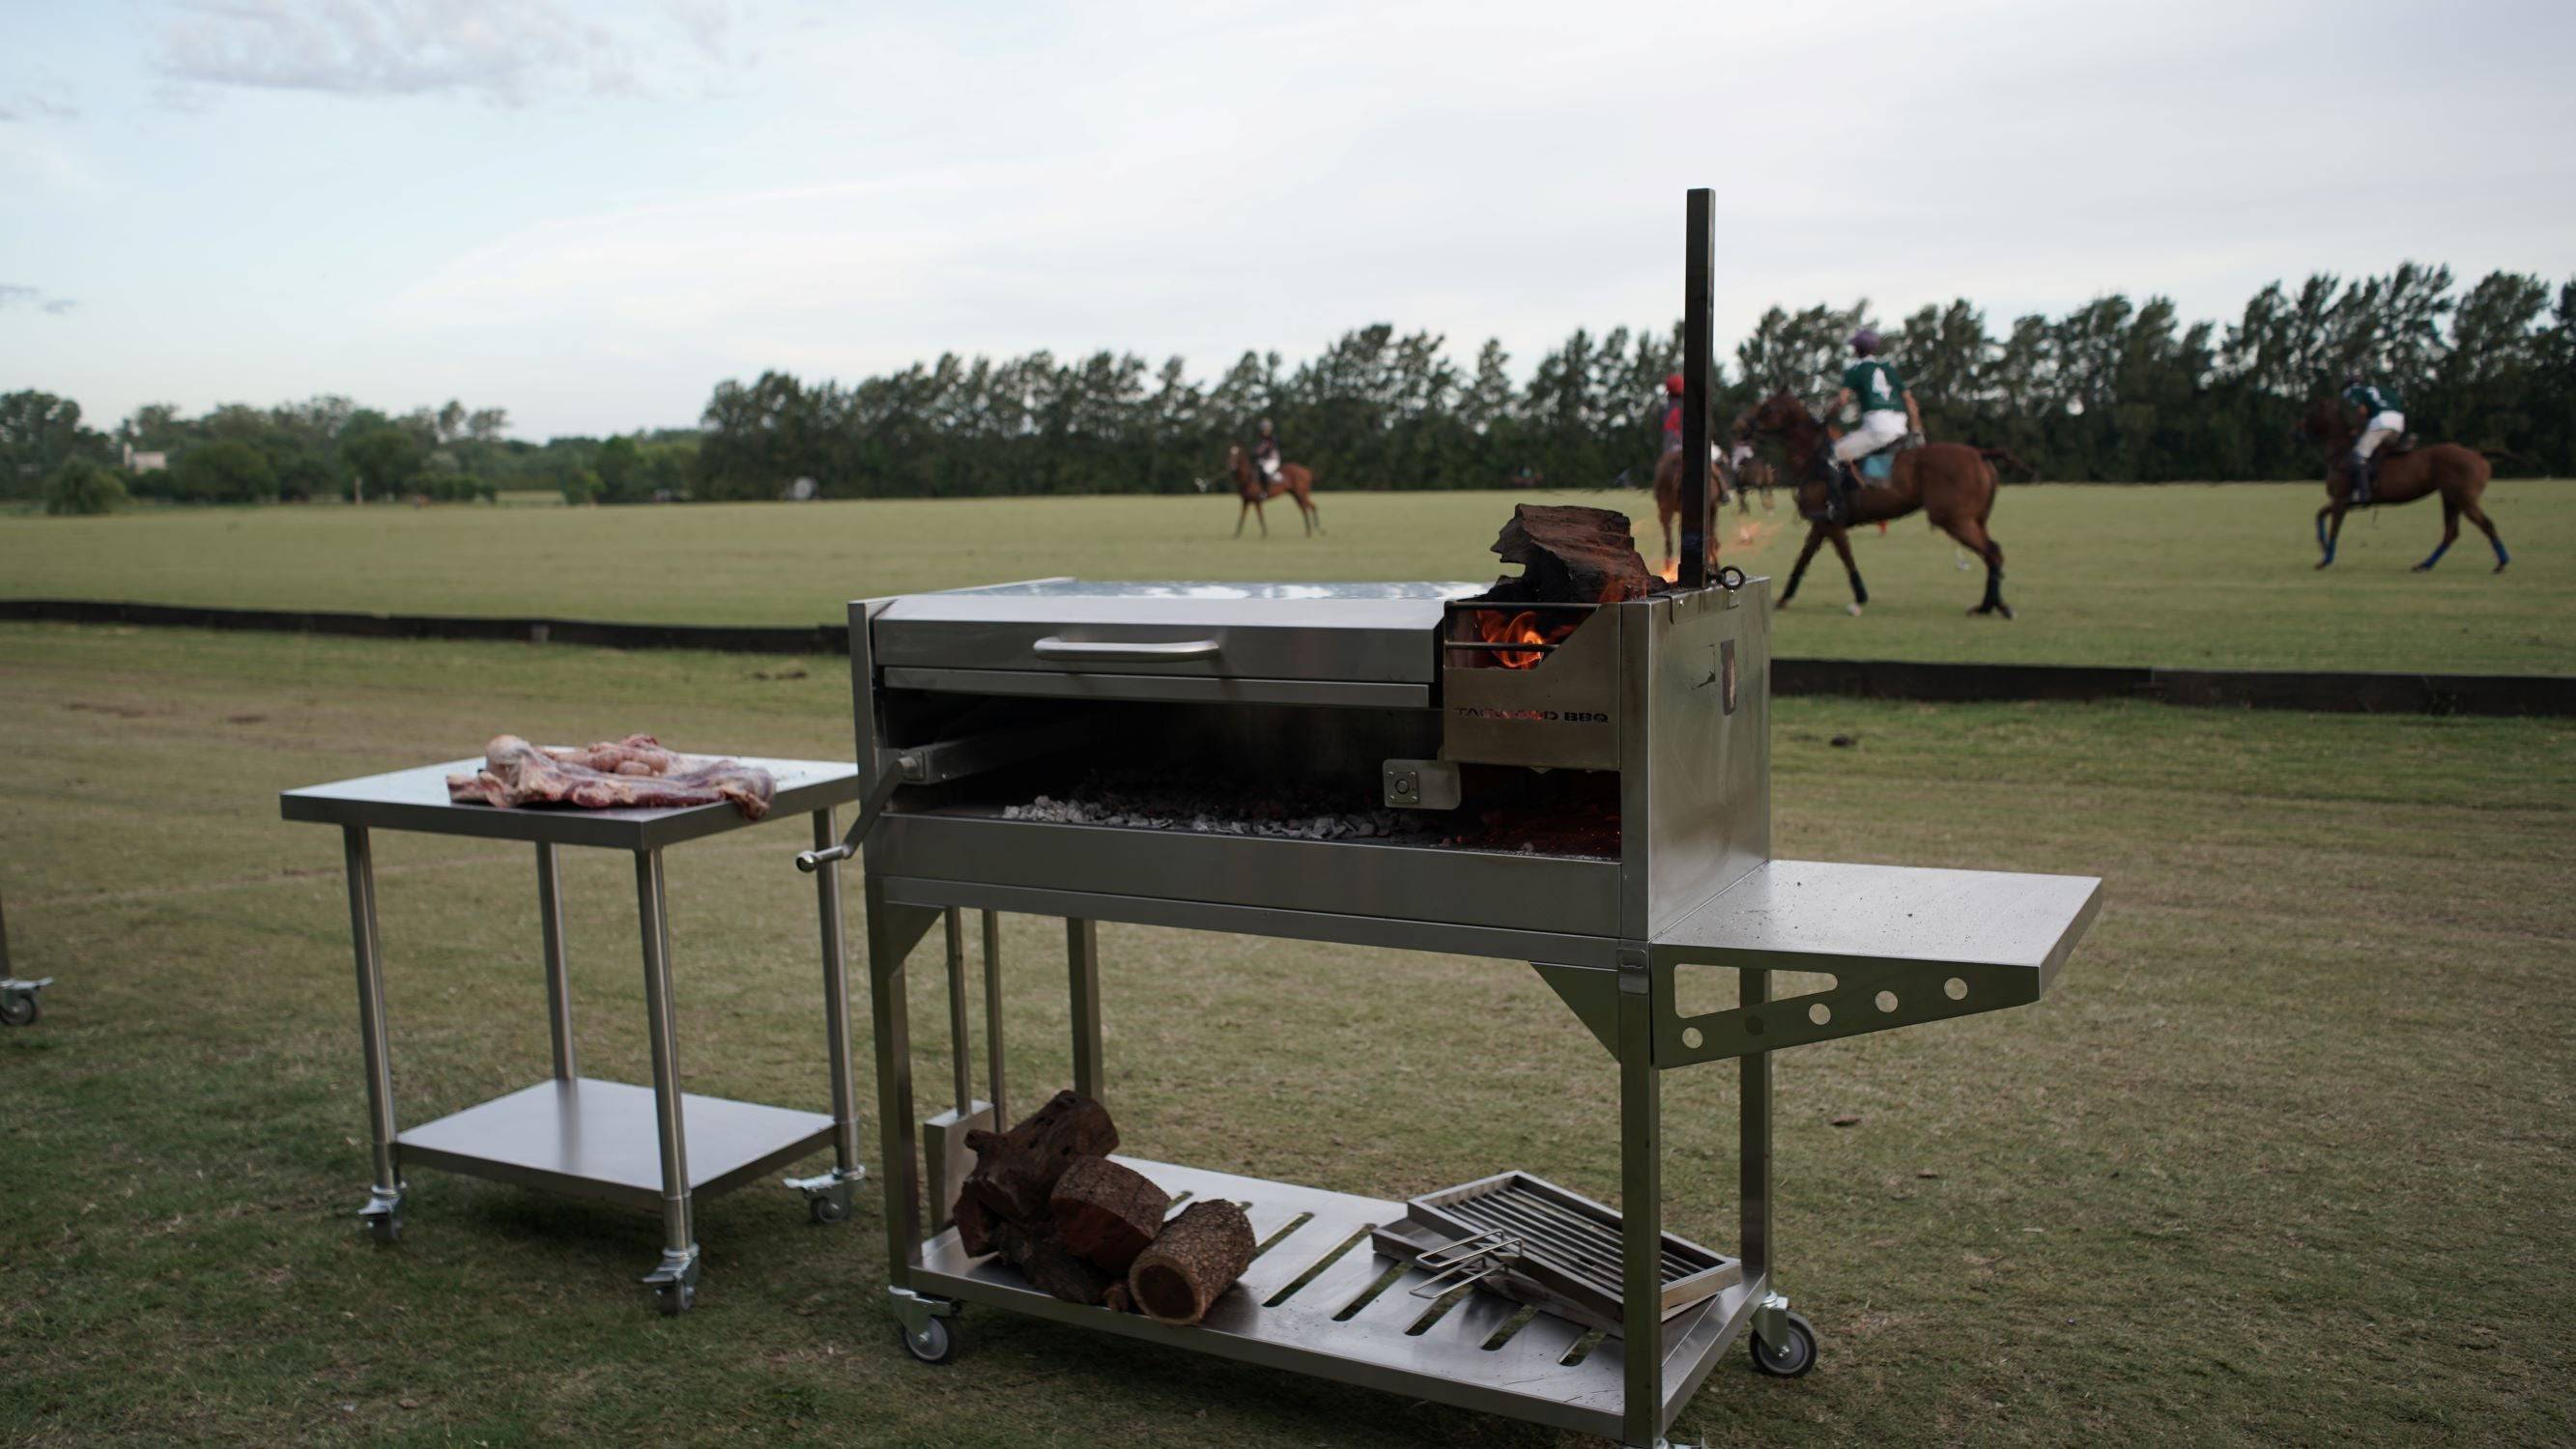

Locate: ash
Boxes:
[1002,773,1435,844]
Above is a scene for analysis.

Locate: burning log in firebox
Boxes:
[1457,504,1667,669]
[954,1090,1256,1324]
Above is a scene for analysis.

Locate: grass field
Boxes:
[1,621,2569,1446]
[2,481,2569,674]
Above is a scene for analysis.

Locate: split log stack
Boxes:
[955,1090,1256,1325]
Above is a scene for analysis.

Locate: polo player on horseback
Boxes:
[1253,418,1284,485]
[1820,328,1924,524]
[2341,370,2405,505]
[1659,373,1686,458]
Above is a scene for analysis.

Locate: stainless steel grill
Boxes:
[813,564,2101,1446]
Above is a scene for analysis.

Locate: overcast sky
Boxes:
[4,0,2571,440]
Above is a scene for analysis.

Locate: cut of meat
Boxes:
[446,734,778,819]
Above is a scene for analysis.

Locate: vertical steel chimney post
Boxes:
[1679,187,1714,589]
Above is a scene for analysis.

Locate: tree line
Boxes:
[7,262,2566,514]
[693,263,2572,497]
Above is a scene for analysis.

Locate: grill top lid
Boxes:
[871,580,1492,686]
[928,580,1484,603]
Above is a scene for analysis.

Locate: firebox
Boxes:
[807,567,2101,1447]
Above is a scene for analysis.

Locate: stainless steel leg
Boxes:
[1616,959,1664,1448]
[634,847,700,1313]
[981,909,1007,1129]
[342,827,404,1242]
[943,908,972,1112]
[866,872,925,1285]
[535,841,576,1081]
[789,808,866,1223]
[1067,918,1102,1103]
[1740,968,1772,1290]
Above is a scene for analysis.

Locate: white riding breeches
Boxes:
[1832,410,1909,464]
[2355,412,2404,461]
[1259,456,1281,480]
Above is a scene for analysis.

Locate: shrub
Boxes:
[44,458,127,516]
[170,440,277,503]
[559,469,603,505]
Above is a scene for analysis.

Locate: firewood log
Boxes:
[953,1189,996,1258]
[1128,1200,1256,1326]
[960,1090,1118,1225]
[1489,503,1663,604]
[991,1216,1117,1306]
[1049,1156,1170,1274]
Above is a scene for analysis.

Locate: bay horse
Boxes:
[1735,391,2012,617]
[2297,399,2508,573]
[1733,455,1777,514]
[1226,445,1321,538]
[1649,447,1728,574]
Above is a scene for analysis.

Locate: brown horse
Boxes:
[1732,455,1777,514]
[1736,392,2012,616]
[1649,447,1728,574]
[1226,445,1322,538]
[2297,399,2507,573]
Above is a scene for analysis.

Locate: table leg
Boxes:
[943,909,972,1113]
[535,842,576,1081]
[1741,966,1816,1377]
[634,847,700,1314]
[1616,962,1663,1449]
[981,909,1007,1130]
[342,826,404,1243]
[788,807,867,1224]
[1066,918,1102,1104]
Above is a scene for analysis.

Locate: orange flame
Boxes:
[1474,608,1557,669]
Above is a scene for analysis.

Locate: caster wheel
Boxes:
[0,992,37,1027]
[808,1194,849,1226]
[655,1283,696,1316]
[898,1315,958,1365]
[1751,1310,1818,1378]
[366,1214,403,1245]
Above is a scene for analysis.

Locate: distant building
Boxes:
[121,443,168,473]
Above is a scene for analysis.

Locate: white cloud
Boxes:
[152,0,756,108]
[0,283,80,315]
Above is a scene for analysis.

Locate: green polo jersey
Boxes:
[1843,358,1906,415]
[2343,382,2402,415]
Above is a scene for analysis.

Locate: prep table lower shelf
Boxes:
[398,1078,838,1213]
[912,1158,1765,1442]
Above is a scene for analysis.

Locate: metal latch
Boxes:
[1383,759,1461,810]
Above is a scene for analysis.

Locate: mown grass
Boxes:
[0,621,2568,1447]
[1,481,2569,673]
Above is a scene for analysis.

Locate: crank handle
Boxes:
[796,756,910,871]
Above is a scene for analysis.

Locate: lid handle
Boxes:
[1032,637,1221,662]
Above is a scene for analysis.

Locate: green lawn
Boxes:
[2,482,2568,673]
[1,622,2568,1446]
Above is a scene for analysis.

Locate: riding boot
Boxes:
[2353,457,2373,505]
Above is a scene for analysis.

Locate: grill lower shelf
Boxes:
[913,1158,1761,1440]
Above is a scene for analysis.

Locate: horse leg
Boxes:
[1255,498,1269,537]
[2462,498,2508,572]
[1780,526,1827,607]
[2316,503,2348,569]
[2415,499,2460,572]
[1943,519,2012,618]
[1235,497,1249,538]
[1302,494,1317,536]
[1826,527,1868,613]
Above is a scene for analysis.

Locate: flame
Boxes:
[1473,608,1559,669]
[1656,558,1679,582]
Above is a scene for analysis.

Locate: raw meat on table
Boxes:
[446,734,778,819]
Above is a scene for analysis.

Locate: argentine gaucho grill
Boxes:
[832,505,1763,943]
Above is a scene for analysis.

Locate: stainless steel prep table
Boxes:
[281,754,866,1314]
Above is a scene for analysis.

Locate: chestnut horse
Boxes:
[1736,392,2012,617]
[2297,399,2508,573]
[1649,447,1728,573]
[1732,455,1777,514]
[1226,444,1322,538]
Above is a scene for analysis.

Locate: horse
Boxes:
[1649,447,1728,574]
[2296,399,2508,573]
[1735,391,2012,617]
[1733,455,1777,514]
[1225,444,1322,538]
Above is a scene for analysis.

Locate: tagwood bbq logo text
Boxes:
[1452,706,1613,724]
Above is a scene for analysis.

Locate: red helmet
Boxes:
[1665,373,1685,396]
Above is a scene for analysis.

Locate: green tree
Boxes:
[44,458,127,515]
[342,426,422,500]
[1,390,103,499]
[170,440,278,502]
